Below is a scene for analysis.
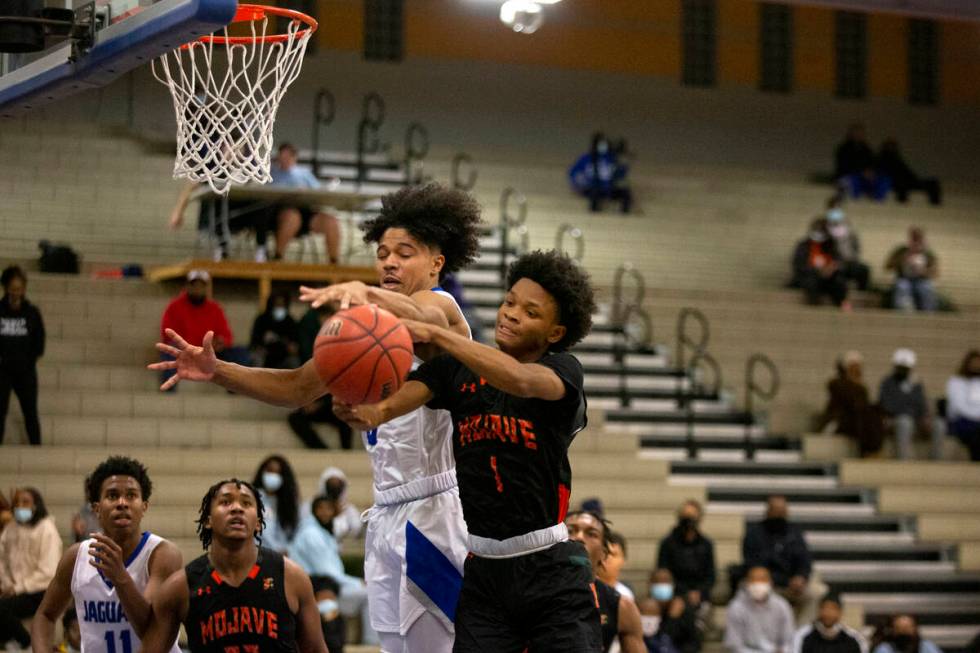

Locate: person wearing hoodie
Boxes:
[823,199,870,292]
[790,219,849,308]
[656,500,716,609]
[878,348,944,460]
[0,487,62,649]
[724,567,796,653]
[0,265,45,445]
[649,568,701,653]
[249,289,301,369]
[311,466,363,545]
[792,597,867,653]
[569,132,632,213]
[872,615,941,653]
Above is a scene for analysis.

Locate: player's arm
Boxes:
[126,540,184,637]
[139,569,188,653]
[30,544,79,653]
[353,380,434,429]
[285,558,330,653]
[149,330,327,407]
[300,282,467,335]
[617,595,647,653]
[407,319,566,400]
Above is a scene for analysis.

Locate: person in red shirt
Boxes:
[159,270,249,390]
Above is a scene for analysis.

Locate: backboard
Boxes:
[0,0,236,118]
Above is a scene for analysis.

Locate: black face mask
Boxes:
[187,294,206,306]
[893,368,910,381]
[316,517,335,535]
[764,517,788,534]
[892,635,917,653]
[678,517,697,532]
[324,481,345,502]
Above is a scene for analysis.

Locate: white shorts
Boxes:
[364,486,469,636]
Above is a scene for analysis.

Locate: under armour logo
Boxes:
[460,378,488,393]
[263,578,274,591]
[196,586,212,596]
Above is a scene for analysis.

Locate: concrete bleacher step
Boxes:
[823,570,980,594]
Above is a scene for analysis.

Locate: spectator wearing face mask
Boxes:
[302,466,362,547]
[823,199,870,292]
[885,227,938,312]
[649,568,701,653]
[598,531,635,601]
[637,597,680,653]
[657,500,716,609]
[791,219,849,309]
[743,496,826,624]
[872,615,941,653]
[792,597,867,653]
[569,132,633,213]
[310,575,346,653]
[724,566,796,653]
[878,349,945,460]
[0,487,62,650]
[249,290,301,369]
[252,454,301,553]
[947,350,980,461]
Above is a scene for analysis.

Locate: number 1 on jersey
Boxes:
[105,629,133,653]
[489,456,504,493]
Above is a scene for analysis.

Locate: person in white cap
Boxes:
[878,348,945,460]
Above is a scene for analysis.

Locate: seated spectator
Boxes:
[885,227,938,312]
[649,568,701,653]
[169,181,274,262]
[310,575,346,653]
[947,350,980,461]
[0,491,10,534]
[580,496,606,518]
[743,496,826,624]
[872,615,941,653]
[638,597,680,653]
[288,306,353,449]
[878,348,945,460]
[824,198,870,291]
[792,596,867,653]
[270,143,341,263]
[158,270,250,390]
[877,139,941,206]
[724,566,795,653]
[834,123,890,201]
[306,466,362,546]
[791,219,849,308]
[289,496,374,646]
[657,499,716,609]
[252,454,301,554]
[819,352,886,457]
[250,289,300,369]
[0,265,45,446]
[599,530,635,601]
[0,487,62,650]
[569,132,632,213]
[57,608,82,653]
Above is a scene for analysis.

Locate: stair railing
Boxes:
[403,121,429,186]
[554,223,585,263]
[310,88,335,174]
[356,91,385,188]
[451,152,477,191]
[610,264,653,407]
[743,353,779,460]
[498,187,528,283]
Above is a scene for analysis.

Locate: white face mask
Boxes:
[747,582,771,601]
[826,208,845,222]
[262,472,283,493]
[641,615,661,637]
[816,622,842,639]
[272,307,288,321]
[317,598,339,616]
[13,507,33,524]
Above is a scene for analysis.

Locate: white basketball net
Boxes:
[152,14,313,194]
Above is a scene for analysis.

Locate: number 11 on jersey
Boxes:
[105,629,133,653]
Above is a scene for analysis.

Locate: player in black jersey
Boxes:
[352,250,601,652]
[140,479,328,653]
[565,511,646,653]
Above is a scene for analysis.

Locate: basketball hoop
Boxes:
[151,4,317,194]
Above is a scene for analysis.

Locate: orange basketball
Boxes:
[313,304,414,405]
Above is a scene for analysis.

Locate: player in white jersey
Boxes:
[150,183,484,653]
[31,456,183,653]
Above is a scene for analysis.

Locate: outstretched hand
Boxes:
[351,403,385,429]
[299,281,370,310]
[331,398,375,431]
[147,329,218,391]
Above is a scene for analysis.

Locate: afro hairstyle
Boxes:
[85,456,152,505]
[361,183,482,280]
[505,250,595,351]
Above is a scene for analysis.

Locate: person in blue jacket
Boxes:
[569,133,632,213]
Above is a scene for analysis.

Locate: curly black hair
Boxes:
[565,509,613,554]
[85,456,152,505]
[361,183,483,280]
[505,250,595,351]
[196,478,266,550]
[252,454,300,539]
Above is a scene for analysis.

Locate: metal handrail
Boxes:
[676,307,709,372]
[404,122,429,185]
[555,223,585,263]
[498,187,527,282]
[684,349,722,458]
[356,92,385,187]
[611,263,645,327]
[311,88,335,172]
[743,353,780,460]
[451,153,477,190]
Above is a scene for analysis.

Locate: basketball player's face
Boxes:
[95,476,147,537]
[565,513,606,569]
[207,483,260,542]
[496,278,566,359]
[375,228,444,296]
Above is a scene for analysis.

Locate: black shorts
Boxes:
[452,540,602,653]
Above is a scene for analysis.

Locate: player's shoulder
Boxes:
[147,537,183,571]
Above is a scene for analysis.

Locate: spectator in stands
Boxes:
[158,270,250,391]
[743,495,826,624]
[872,615,941,653]
[876,139,942,206]
[598,530,635,601]
[0,265,44,446]
[649,568,701,653]
[819,352,886,457]
[878,348,945,460]
[580,497,606,518]
[637,597,680,653]
[252,454,301,553]
[569,132,632,213]
[0,491,11,534]
[0,487,61,650]
[834,124,890,201]
[270,143,341,263]
[946,350,980,461]
[309,466,362,547]
[792,596,866,653]
[58,608,82,653]
[885,227,938,312]
[287,306,353,449]
[724,566,796,653]
[289,496,375,646]
[70,478,100,542]
[657,499,716,609]
[310,574,346,653]
[169,181,275,262]
[791,219,850,308]
[249,289,301,369]
[824,198,871,292]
